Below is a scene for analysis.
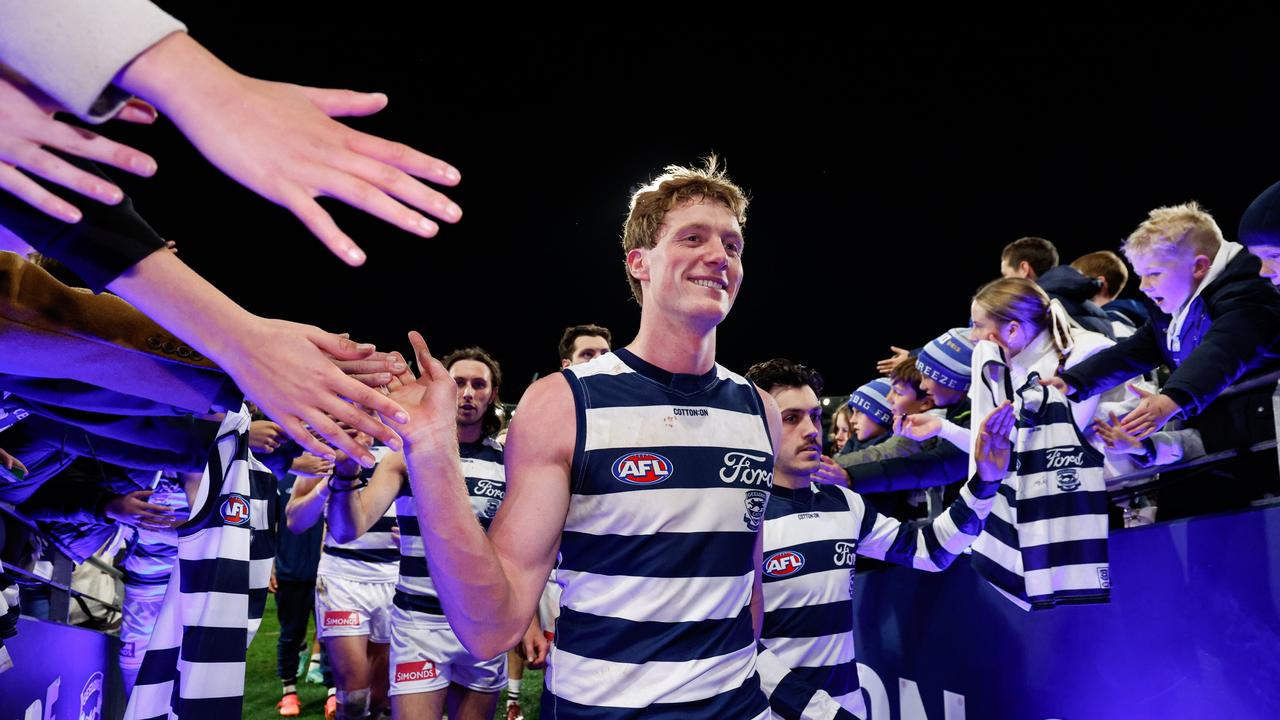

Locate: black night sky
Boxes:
[112,10,1280,401]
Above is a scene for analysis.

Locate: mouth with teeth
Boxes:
[690,278,728,291]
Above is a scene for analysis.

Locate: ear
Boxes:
[626,247,650,283]
[560,358,571,369]
[1095,275,1108,294]
[1019,260,1035,279]
[1192,254,1213,281]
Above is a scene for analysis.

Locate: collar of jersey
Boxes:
[613,348,719,396]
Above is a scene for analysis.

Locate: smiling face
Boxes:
[626,198,744,330]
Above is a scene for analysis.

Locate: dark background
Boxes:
[110,10,1280,401]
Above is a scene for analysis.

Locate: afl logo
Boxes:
[764,550,805,578]
[611,452,674,486]
[220,493,251,526]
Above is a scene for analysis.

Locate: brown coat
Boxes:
[0,251,239,414]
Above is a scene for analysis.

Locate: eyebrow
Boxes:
[671,222,744,247]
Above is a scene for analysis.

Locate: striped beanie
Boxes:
[916,328,974,391]
[848,379,894,428]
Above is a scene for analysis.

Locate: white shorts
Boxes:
[388,605,507,696]
[315,575,395,644]
[119,582,168,669]
[537,573,562,638]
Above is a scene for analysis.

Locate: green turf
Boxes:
[245,594,542,719]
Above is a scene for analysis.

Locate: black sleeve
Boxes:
[1058,319,1164,401]
[0,153,166,292]
[1161,279,1280,417]
[845,439,969,492]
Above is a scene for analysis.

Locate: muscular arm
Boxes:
[389,332,572,658]
[324,450,403,543]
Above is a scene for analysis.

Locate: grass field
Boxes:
[245,594,542,719]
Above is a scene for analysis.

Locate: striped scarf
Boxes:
[124,407,276,719]
[968,341,1111,610]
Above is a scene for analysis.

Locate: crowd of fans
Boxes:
[1,3,1279,720]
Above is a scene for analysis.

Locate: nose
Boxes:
[803,418,821,440]
[704,238,729,269]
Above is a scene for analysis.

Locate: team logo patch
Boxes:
[220,493,251,526]
[1055,468,1081,492]
[483,498,501,519]
[611,452,674,486]
[743,489,768,531]
[79,671,103,720]
[764,550,805,578]
[324,611,361,628]
[394,660,439,683]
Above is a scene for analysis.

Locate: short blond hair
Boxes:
[621,156,749,304]
[1122,202,1223,260]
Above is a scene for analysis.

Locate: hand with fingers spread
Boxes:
[809,455,849,486]
[0,74,157,222]
[875,346,910,375]
[218,317,409,467]
[893,412,942,442]
[974,401,1016,483]
[105,489,186,530]
[330,350,409,389]
[1093,412,1146,455]
[248,420,285,454]
[1117,384,1180,440]
[382,331,461,448]
[117,32,461,266]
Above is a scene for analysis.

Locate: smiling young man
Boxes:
[745,358,1003,719]
[380,159,785,718]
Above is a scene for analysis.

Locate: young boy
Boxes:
[886,355,935,417]
[1051,202,1280,514]
[830,377,933,520]
[821,329,975,498]
[1070,250,1149,337]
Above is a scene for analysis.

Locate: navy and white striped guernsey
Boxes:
[760,477,997,719]
[546,349,773,719]
[320,445,398,583]
[393,436,505,621]
[125,407,277,720]
[968,341,1111,611]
